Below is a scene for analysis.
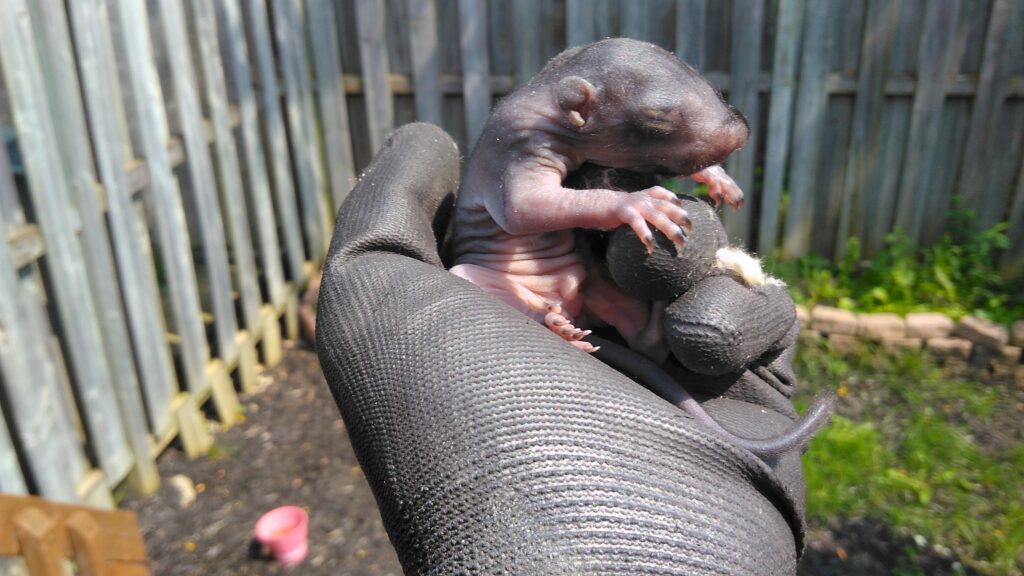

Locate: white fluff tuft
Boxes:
[714,247,785,287]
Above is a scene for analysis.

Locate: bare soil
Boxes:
[124,344,973,575]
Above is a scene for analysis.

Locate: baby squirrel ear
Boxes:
[557,76,597,129]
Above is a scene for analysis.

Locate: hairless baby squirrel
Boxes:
[448,38,831,457]
[449,38,746,354]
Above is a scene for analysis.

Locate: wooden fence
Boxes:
[0,0,1021,507]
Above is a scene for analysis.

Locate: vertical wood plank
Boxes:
[566,0,595,47]
[513,0,543,86]
[269,0,326,260]
[156,0,241,363]
[192,0,264,332]
[113,0,212,396]
[308,0,358,208]
[459,0,491,147]
[0,0,133,485]
[407,0,443,125]
[893,0,962,242]
[674,0,706,197]
[30,0,161,493]
[836,0,897,258]
[959,0,1014,229]
[757,0,801,252]
[723,0,764,246]
[862,0,919,256]
[621,0,647,40]
[781,0,835,258]
[245,0,307,283]
[217,0,287,310]
[355,0,396,153]
[0,158,83,502]
[0,409,25,494]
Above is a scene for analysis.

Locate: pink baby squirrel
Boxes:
[448,38,747,353]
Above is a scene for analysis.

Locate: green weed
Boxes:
[767,207,1023,324]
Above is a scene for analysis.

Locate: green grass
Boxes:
[795,341,1024,575]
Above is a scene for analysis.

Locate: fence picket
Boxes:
[893,0,962,242]
[355,0,396,153]
[308,0,358,208]
[274,0,332,259]
[757,0,801,252]
[0,0,133,486]
[217,0,287,310]
[723,0,764,246]
[31,0,161,494]
[113,0,211,396]
[0,150,80,501]
[246,0,308,283]
[781,0,834,257]
[836,0,897,258]
[155,0,241,363]
[407,0,443,125]
[513,0,543,86]
[960,0,1014,230]
[566,0,595,47]
[192,0,264,333]
[459,0,491,146]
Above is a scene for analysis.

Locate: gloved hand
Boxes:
[317,123,812,575]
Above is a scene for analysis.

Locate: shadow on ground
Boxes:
[122,344,401,575]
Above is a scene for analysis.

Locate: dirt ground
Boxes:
[124,344,972,575]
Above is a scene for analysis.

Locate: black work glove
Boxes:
[317,123,809,575]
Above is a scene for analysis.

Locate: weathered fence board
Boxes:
[29,0,161,495]
[114,0,211,397]
[0,153,82,501]
[0,409,24,494]
[156,0,241,364]
[273,0,331,260]
[308,0,357,208]
[192,0,264,334]
[355,0,396,154]
[836,0,897,257]
[407,0,444,125]
[723,0,764,245]
[757,0,800,251]
[459,0,491,146]
[245,0,307,283]
[0,0,133,487]
[893,0,962,243]
[216,0,287,310]
[781,0,834,257]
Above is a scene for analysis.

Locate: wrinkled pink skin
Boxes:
[449,41,746,355]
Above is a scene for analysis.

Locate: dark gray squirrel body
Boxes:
[447,38,832,458]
